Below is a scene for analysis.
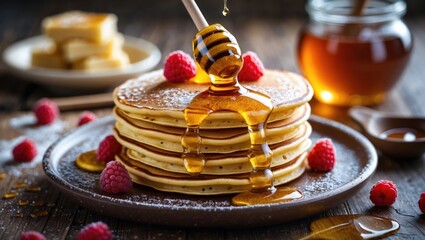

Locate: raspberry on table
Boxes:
[238,51,265,82]
[78,111,97,126]
[369,180,398,207]
[163,50,196,83]
[96,135,122,163]
[419,192,425,214]
[100,161,132,194]
[20,231,46,240]
[13,138,38,162]
[77,221,112,240]
[33,98,59,125]
[307,138,336,172]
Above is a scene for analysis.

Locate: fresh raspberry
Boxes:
[78,111,97,126]
[238,51,265,82]
[96,135,122,163]
[77,221,112,240]
[307,138,336,172]
[13,138,38,162]
[33,98,59,125]
[369,180,398,207]
[20,231,46,240]
[418,192,425,214]
[100,161,132,194]
[33,98,60,125]
[163,50,196,82]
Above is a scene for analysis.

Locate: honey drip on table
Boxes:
[300,215,400,240]
[182,23,302,206]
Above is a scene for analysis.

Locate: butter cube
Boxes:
[42,11,117,43]
[73,50,129,71]
[31,43,66,69]
[62,34,124,63]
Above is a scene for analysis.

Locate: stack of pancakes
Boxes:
[113,69,313,195]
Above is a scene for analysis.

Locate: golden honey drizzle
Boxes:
[30,210,48,218]
[30,200,45,207]
[18,199,29,206]
[13,181,27,189]
[3,192,18,199]
[222,0,230,16]
[26,185,42,192]
[1,177,53,219]
[75,150,106,173]
[182,24,302,205]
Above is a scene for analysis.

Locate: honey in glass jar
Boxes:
[297,0,412,106]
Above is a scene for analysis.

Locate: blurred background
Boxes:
[1,0,424,63]
[1,0,425,20]
[0,0,424,112]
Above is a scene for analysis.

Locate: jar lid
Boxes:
[307,0,406,23]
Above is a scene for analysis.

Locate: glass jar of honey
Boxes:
[297,0,412,106]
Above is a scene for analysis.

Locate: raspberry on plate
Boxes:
[419,192,425,214]
[100,161,132,194]
[307,138,336,172]
[77,221,112,240]
[78,111,97,126]
[163,50,196,82]
[369,180,398,207]
[96,135,122,163]
[33,98,59,125]
[238,51,265,82]
[13,138,38,162]
[20,231,46,240]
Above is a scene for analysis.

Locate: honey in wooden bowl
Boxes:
[297,0,412,106]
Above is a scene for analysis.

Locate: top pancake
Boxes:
[114,69,313,128]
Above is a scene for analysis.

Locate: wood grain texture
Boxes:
[1,1,425,239]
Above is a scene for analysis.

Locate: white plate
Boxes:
[2,35,161,90]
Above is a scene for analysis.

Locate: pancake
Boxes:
[117,152,307,195]
[114,69,313,128]
[114,104,310,153]
[113,68,314,195]
[113,122,312,175]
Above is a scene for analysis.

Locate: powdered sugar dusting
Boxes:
[0,138,23,164]
[0,114,66,172]
[117,70,202,110]
[245,71,310,107]
[116,70,312,111]
[303,139,360,195]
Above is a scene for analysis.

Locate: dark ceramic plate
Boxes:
[43,115,377,228]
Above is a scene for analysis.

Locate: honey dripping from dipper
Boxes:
[222,0,230,16]
[181,24,302,206]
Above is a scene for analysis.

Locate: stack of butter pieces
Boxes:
[31,11,129,71]
[112,69,314,195]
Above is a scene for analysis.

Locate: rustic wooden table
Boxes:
[1,2,425,239]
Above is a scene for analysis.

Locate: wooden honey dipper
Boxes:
[181,0,243,80]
